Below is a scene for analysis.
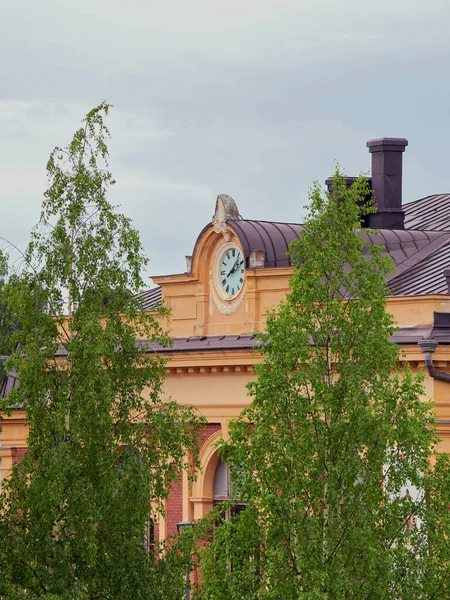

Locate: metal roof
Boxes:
[228,220,306,268]
[388,240,450,296]
[133,286,162,311]
[6,196,450,404]
[137,327,450,352]
[226,218,450,296]
[137,335,260,353]
[0,368,20,400]
[366,229,449,270]
[31,327,450,361]
[4,318,450,402]
[404,194,450,231]
[133,193,450,321]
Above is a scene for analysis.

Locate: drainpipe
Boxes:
[418,339,450,383]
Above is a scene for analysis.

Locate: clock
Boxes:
[216,244,245,300]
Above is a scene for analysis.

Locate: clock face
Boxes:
[218,246,245,298]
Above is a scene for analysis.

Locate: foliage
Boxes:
[0,103,204,600]
[195,171,450,599]
[0,250,21,382]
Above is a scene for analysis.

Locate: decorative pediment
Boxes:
[213,194,242,222]
[212,194,242,239]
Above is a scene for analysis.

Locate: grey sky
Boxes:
[1,0,450,281]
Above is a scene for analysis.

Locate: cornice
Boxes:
[166,364,255,375]
[162,346,450,374]
[0,410,27,421]
[152,273,198,286]
[388,295,450,305]
[165,349,259,374]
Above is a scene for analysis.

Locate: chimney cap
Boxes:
[325,176,359,187]
[366,137,408,153]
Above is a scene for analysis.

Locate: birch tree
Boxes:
[196,172,450,600]
[0,103,202,600]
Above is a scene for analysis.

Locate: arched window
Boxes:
[213,458,246,518]
[213,458,230,504]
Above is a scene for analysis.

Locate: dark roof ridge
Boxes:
[403,194,450,231]
[388,231,450,279]
[228,217,304,226]
[388,232,450,296]
[247,221,277,264]
[404,193,450,208]
[229,220,305,268]
[232,217,450,237]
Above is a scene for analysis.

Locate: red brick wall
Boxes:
[166,477,183,537]
[9,425,223,542]
[11,447,27,464]
[164,423,221,539]
[198,423,221,450]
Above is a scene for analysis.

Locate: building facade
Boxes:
[2,137,450,546]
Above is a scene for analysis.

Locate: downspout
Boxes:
[418,339,450,383]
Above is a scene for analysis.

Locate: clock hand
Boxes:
[226,259,239,278]
[230,258,244,276]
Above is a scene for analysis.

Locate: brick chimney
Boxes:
[366,137,408,230]
[325,176,359,195]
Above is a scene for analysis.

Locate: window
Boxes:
[145,519,155,551]
[213,458,246,519]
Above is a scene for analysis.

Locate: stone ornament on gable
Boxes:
[212,194,242,240]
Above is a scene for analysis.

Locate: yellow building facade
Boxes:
[2,136,450,545]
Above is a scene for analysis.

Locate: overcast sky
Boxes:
[1,0,450,281]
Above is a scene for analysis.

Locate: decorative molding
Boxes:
[163,358,450,375]
[211,194,242,241]
[210,278,247,315]
[212,221,230,241]
[212,194,242,222]
[166,364,255,375]
[192,428,224,502]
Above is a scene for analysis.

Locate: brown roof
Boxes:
[0,368,20,400]
[404,194,450,231]
[227,219,450,297]
[137,327,450,352]
[4,313,450,402]
[7,198,450,404]
[388,239,450,296]
[135,193,450,312]
[134,286,162,311]
[228,220,306,268]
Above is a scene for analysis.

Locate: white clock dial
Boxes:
[219,246,245,298]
